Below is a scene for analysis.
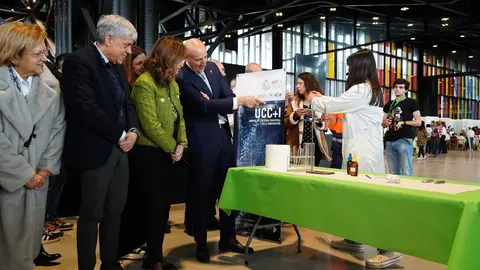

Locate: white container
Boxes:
[265,144,290,172]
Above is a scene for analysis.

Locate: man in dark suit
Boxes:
[61,15,139,270]
[177,38,264,263]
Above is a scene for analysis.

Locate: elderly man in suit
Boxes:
[61,15,139,270]
[177,38,264,263]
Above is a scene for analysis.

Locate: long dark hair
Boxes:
[296,72,324,101]
[419,121,426,130]
[124,45,145,88]
[346,49,384,107]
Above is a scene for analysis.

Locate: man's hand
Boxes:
[25,173,46,189]
[238,96,265,108]
[119,132,137,152]
[171,144,184,163]
[200,92,210,101]
[396,121,404,129]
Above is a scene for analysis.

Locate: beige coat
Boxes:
[0,65,65,270]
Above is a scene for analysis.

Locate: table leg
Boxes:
[244,215,262,265]
[292,224,302,253]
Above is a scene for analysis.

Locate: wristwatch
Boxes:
[129,128,141,137]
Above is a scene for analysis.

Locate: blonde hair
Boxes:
[0,22,47,66]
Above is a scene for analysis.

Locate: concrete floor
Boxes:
[37,150,480,270]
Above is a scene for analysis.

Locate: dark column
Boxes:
[272,26,283,69]
[137,0,158,53]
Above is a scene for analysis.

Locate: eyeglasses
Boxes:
[29,49,49,59]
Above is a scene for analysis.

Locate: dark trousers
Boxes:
[129,145,173,262]
[187,127,235,246]
[45,166,67,220]
[330,141,343,169]
[418,145,426,158]
[117,149,148,257]
[77,146,129,270]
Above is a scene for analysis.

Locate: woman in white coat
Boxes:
[0,22,65,269]
[309,49,403,269]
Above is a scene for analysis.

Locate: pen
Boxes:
[365,175,372,179]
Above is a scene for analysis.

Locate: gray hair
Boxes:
[96,14,137,43]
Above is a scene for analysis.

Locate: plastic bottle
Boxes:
[346,153,353,175]
[350,155,359,176]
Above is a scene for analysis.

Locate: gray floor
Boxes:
[38,150,479,270]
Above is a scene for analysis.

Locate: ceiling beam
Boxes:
[165,16,231,37]
[158,0,202,25]
[412,0,468,16]
[207,16,239,56]
[238,4,328,38]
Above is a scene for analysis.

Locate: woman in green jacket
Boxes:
[130,36,187,270]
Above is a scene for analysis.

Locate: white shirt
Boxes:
[186,62,238,111]
[467,129,475,138]
[11,67,33,98]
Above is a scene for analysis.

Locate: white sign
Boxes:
[235,69,287,102]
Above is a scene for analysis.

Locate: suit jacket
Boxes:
[132,72,187,153]
[61,43,138,170]
[176,61,234,153]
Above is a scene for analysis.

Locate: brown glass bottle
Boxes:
[349,155,359,176]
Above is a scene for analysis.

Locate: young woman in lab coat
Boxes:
[309,49,404,269]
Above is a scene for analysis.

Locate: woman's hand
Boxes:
[171,144,184,163]
[25,173,46,189]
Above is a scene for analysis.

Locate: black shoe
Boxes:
[219,238,254,254]
[151,259,178,270]
[34,245,62,266]
[100,262,123,270]
[196,244,210,263]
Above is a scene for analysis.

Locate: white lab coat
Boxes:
[310,82,385,173]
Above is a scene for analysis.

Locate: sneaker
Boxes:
[331,239,364,252]
[44,221,63,238]
[52,217,74,231]
[417,157,422,160]
[120,247,146,260]
[366,252,403,269]
[42,229,61,244]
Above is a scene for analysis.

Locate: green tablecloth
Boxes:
[218,167,480,270]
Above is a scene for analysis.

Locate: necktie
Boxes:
[106,63,126,129]
[198,72,227,123]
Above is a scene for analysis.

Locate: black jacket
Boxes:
[61,43,138,169]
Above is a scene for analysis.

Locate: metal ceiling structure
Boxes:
[1,0,480,69]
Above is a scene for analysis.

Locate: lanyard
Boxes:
[388,97,405,116]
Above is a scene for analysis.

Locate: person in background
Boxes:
[177,38,262,263]
[329,113,343,168]
[416,121,428,160]
[284,72,332,166]
[124,45,146,89]
[118,45,149,261]
[467,127,475,150]
[0,22,66,270]
[245,62,262,73]
[382,78,422,176]
[440,122,448,153]
[309,49,403,269]
[131,36,187,270]
[61,15,139,270]
[426,123,433,155]
[211,59,226,77]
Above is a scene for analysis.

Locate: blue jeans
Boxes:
[386,138,413,176]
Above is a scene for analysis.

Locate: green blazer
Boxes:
[131,72,187,153]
